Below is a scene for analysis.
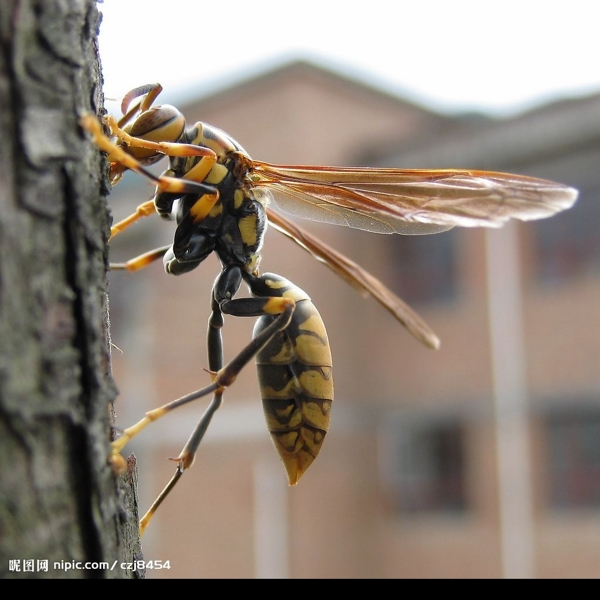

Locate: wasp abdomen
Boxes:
[253,285,333,485]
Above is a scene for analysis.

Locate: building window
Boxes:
[386,417,467,514]
[389,230,457,305]
[545,408,600,510]
[533,186,600,284]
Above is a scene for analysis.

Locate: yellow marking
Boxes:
[263,278,308,302]
[268,422,329,485]
[298,369,334,399]
[263,411,283,431]
[193,123,234,157]
[299,313,327,333]
[238,214,258,247]
[189,193,219,223]
[196,135,223,155]
[275,431,302,453]
[260,367,332,402]
[182,156,216,183]
[264,337,295,364]
[275,404,295,419]
[205,163,228,185]
[263,296,295,315]
[264,278,287,291]
[302,400,332,430]
[264,405,302,431]
[233,190,245,210]
[264,399,330,433]
[284,407,302,429]
[295,333,331,365]
[284,288,307,301]
[261,378,302,402]
[208,203,223,218]
[246,254,260,274]
[301,427,325,455]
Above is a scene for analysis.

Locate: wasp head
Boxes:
[119,104,186,165]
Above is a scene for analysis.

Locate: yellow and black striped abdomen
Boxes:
[253,279,333,485]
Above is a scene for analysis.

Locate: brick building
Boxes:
[107,60,600,578]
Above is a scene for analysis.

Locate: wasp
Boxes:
[81,83,577,533]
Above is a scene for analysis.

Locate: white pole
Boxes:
[485,224,536,579]
[253,456,290,578]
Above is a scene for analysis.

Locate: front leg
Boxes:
[80,114,221,238]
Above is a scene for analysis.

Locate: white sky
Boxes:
[98,0,600,116]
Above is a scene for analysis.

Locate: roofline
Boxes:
[173,54,450,122]
[382,90,600,169]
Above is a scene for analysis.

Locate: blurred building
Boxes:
[107,60,600,578]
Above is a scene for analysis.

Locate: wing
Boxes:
[266,208,441,350]
[251,162,578,234]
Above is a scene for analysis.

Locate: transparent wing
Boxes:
[265,207,441,350]
[251,162,578,234]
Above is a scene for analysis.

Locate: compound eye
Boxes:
[122,104,185,163]
[130,105,185,142]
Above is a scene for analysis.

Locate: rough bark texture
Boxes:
[0,0,143,578]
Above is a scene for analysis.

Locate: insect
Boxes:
[81,83,577,533]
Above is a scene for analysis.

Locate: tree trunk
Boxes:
[0,0,142,578]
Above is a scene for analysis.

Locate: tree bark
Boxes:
[0,0,142,578]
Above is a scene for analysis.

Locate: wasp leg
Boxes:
[138,286,230,534]
[103,115,218,163]
[139,467,184,534]
[134,268,297,533]
[108,368,225,494]
[131,300,294,534]
[103,115,221,205]
[109,296,292,466]
[81,114,213,175]
[138,391,224,535]
[80,115,221,238]
[109,245,171,272]
[109,200,156,239]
